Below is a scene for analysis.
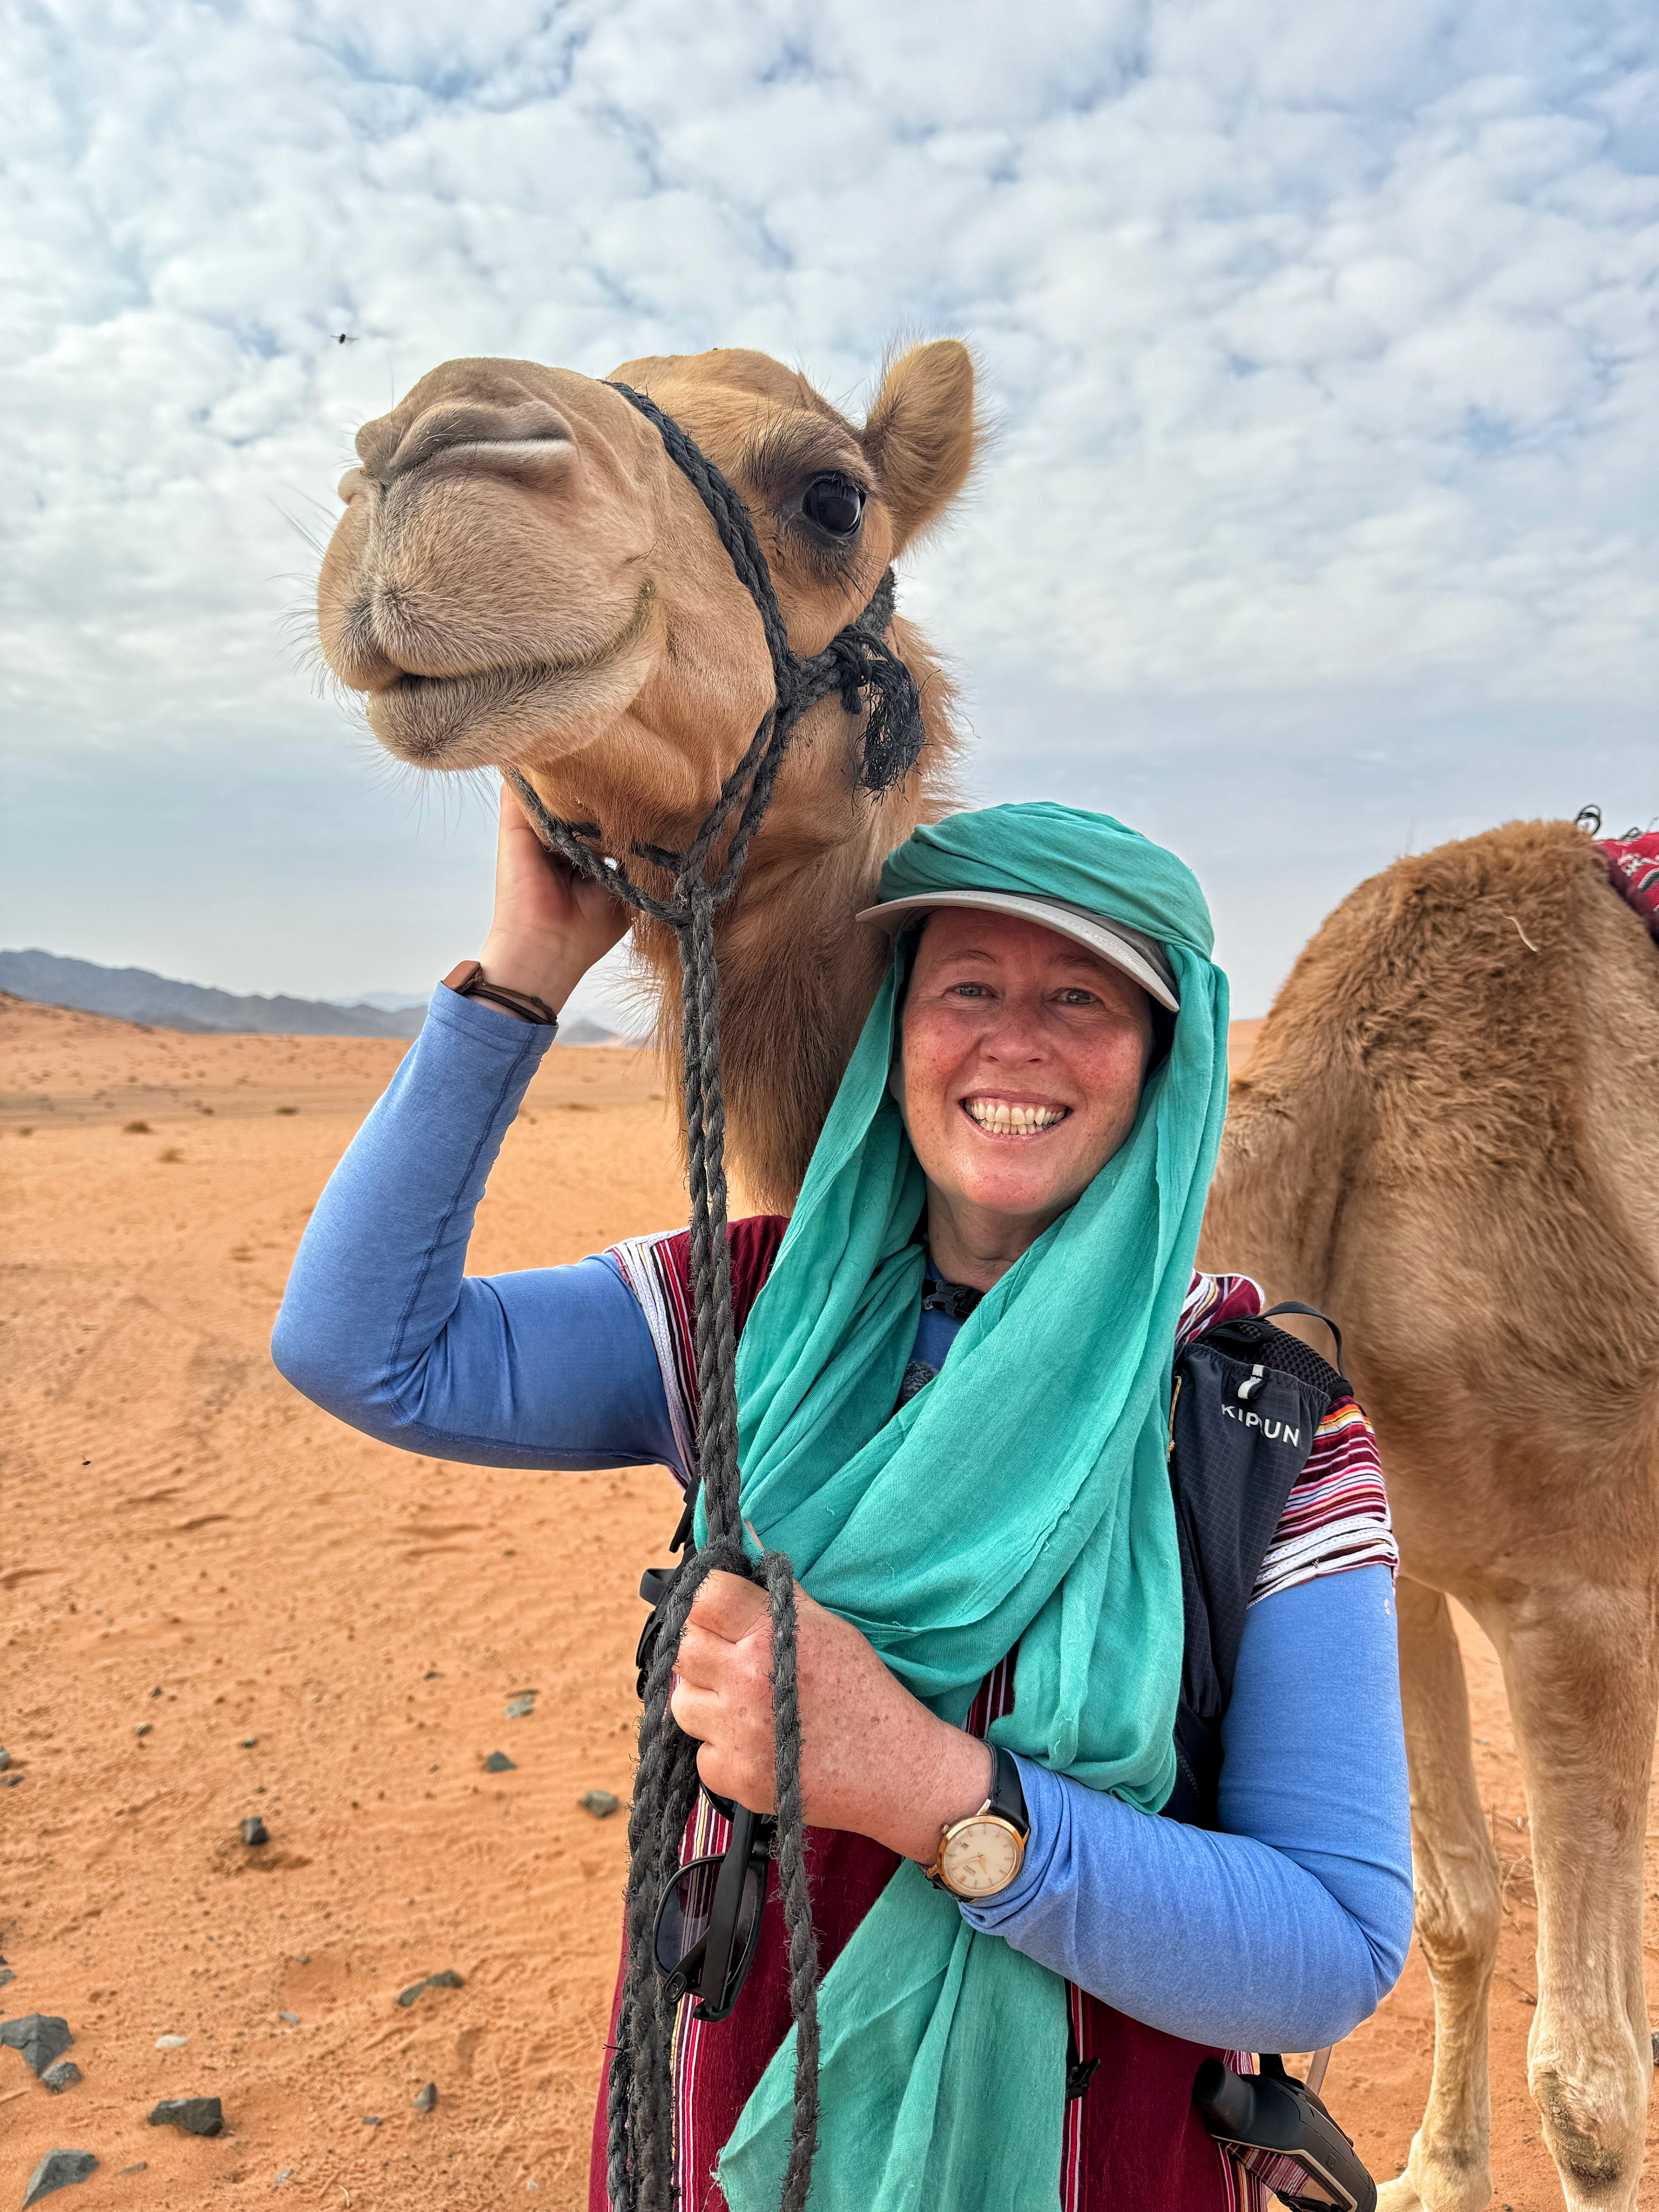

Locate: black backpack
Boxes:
[1163,1304,1350,1828]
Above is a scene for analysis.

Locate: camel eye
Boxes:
[800,473,864,538]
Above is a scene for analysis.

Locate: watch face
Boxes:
[940,1817,1023,1897]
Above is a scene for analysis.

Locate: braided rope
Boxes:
[507,382,925,2212]
[763,1552,822,2199]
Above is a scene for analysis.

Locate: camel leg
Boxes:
[1496,1582,1658,2211]
[1378,1577,1504,2212]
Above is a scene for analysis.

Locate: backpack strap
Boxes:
[1163,1317,1347,1826]
[1258,1300,1346,1382]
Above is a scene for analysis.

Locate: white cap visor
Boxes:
[855,890,1180,1013]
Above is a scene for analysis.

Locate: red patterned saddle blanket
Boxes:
[1599,831,1659,940]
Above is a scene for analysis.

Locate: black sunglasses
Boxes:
[653,1798,774,2023]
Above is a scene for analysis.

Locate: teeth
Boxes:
[964,1100,1066,1135]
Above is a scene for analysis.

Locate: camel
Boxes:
[1199,818,1659,2212]
[316,343,1659,2208]
[316,341,977,1209]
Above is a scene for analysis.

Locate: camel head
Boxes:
[316,342,979,1207]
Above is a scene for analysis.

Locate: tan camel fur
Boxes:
[317,342,978,1207]
[1200,819,1659,2212]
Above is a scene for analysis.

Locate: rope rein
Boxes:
[505,379,925,2212]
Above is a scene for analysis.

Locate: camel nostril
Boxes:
[359,398,575,485]
[353,417,402,479]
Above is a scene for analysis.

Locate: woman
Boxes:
[274,790,1411,2211]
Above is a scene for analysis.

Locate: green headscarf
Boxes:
[708,802,1230,2211]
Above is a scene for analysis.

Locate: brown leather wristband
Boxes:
[442,960,558,1027]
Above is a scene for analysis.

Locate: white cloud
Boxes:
[2,0,1654,1009]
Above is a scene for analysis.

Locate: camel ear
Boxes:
[862,340,977,553]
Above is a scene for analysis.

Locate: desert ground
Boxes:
[3,989,1656,2209]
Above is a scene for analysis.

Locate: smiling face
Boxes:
[894,908,1157,1285]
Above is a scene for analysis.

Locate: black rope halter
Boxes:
[505,380,925,2212]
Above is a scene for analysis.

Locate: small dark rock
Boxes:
[134,1724,151,1738]
[413,2081,437,2112]
[362,2115,381,2126]
[148,2094,224,2137]
[241,1736,258,1749]
[0,1967,13,1990]
[278,2010,298,2025]
[397,1970,464,2008]
[149,1687,162,1698]
[22,2150,98,2206]
[504,1692,537,1719]
[116,2166,148,2177]
[240,1816,269,1847]
[580,1789,621,1819]
[42,2059,82,2093]
[483,1751,516,1773]
[1,2014,75,2077]
[1652,2028,1659,2068]
[0,1747,9,1769]
[1,1773,21,1787]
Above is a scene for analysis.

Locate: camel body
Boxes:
[1200,819,1659,2211]
[316,341,1659,2207]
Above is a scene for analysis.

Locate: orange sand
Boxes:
[3,995,1657,2208]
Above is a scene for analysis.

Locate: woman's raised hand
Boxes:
[670,1570,994,1865]
[477,779,632,1013]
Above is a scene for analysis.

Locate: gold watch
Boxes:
[925,1744,1030,1899]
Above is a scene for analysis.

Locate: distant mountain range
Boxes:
[0,949,626,1045]
[328,989,429,1014]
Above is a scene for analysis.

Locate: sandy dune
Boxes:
[3,995,1656,2209]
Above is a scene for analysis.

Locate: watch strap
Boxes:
[987,1743,1030,1838]
[443,960,558,1027]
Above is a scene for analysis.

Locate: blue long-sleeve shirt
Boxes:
[273,983,1412,2051]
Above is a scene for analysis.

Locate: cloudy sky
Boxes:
[4,0,1654,1024]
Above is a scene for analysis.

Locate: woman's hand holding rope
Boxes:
[479,779,632,1012]
[672,1570,995,1866]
